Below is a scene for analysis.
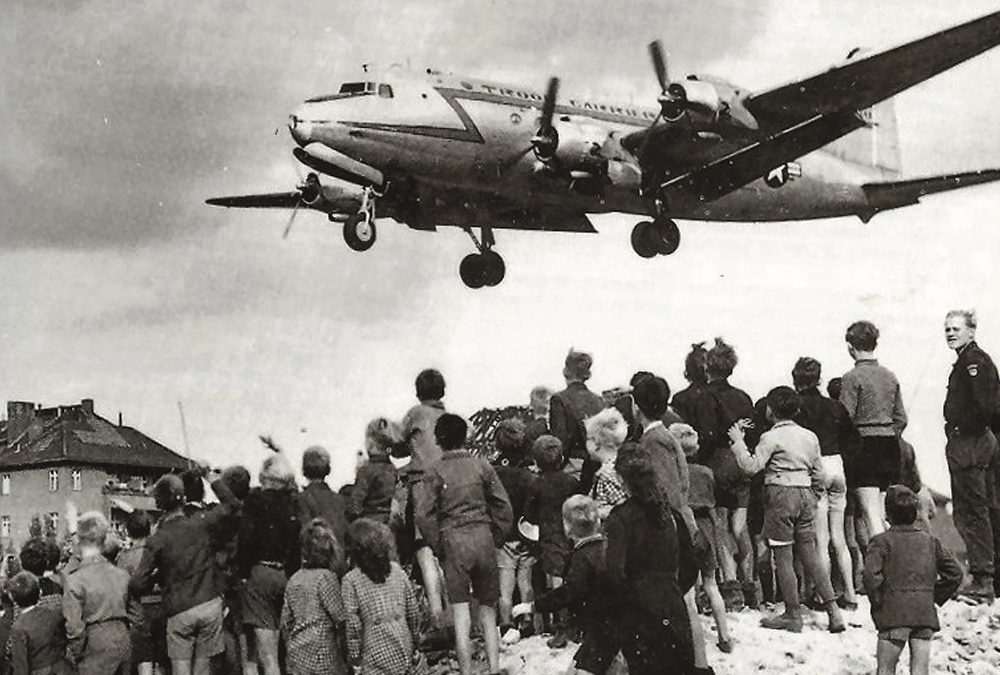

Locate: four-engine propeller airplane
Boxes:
[208,10,1000,288]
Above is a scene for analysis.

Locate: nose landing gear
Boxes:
[343,185,381,252]
[460,227,506,288]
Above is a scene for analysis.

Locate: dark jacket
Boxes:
[534,534,616,638]
[550,382,605,461]
[945,341,1000,435]
[863,524,963,631]
[298,481,348,574]
[525,469,580,575]
[236,487,301,578]
[671,384,705,429]
[8,605,71,675]
[130,478,238,617]
[795,387,860,458]
[414,449,513,554]
[348,455,396,522]
[494,463,538,543]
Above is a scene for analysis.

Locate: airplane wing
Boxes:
[206,185,362,214]
[642,10,1000,205]
[206,192,303,209]
[861,168,1000,219]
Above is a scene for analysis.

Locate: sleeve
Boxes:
[732,433,771,476]
[548,394,572,449]
[483,463,514,544]
[933,538,964,605]
[891,382,908,435]
[62,578,86,660]
[341,576,363,666]
[403,575,422,641]
[413,470,441,554]
[968,354,1000,427]
[603,512,631,603]
[279,588,293,640]
[8,626,27,675]
[809,434,824,493]
[834,401,860,459]
[862,535,887,607]
[348,466,372,520]
[128,541,158,598]
[839,373,860,424]
[320,572,347,625]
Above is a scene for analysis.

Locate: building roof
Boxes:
[0,401,189,471]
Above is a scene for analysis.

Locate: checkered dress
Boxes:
[342,561,422,675]
[280,568,348,675]
[591,463,628,512]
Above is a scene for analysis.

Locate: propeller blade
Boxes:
[282,200,302,240]
[649,40,668,92]
[539,77,560,131]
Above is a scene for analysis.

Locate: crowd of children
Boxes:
[0,320,987,675]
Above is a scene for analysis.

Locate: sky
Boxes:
[3,0,1000,492]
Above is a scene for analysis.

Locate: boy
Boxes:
[7,570,70,675]
[728,386,846,633]
[513,495,618,675]
[63,511,131,674]
[415,413,513,675]
[524,434,580,648]
[863,485,962,675]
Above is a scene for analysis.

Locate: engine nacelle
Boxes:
[554,124,611,176]
[670,80,722,115]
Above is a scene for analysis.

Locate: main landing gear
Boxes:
[630,215,681,258]
[341,185,381,252]
[459,227,506,289]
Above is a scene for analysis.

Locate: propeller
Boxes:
[282,173,320,240]
[649,40,685,123]
[499,77,561,174]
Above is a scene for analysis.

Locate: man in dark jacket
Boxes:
[415,414,513,675]
[549,349,605,492]
[943,309,1000,602]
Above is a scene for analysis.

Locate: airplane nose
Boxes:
[288,112,308,145]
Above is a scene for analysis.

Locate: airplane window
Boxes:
[378,84,394,98]
[338,82,377,96]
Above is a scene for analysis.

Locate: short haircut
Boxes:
[7,571,39,609]
[585,408,627,453]
[125,510,151,539]
[766,386,800,420]
[301,518,340,569]
[705,338,738,379]
[347,518,392,583]
[563,349,593,382]
[302,446,331,480]
[792,357,822,390]
[684,343,708,385]
[260,453,296,490]
[415,368,445,401]
[181,469,205,504]
[434,413,468,451]
[826,377,843,401]
[494,418,527,457]
[153,474,185,512]
[18,539,49,576]
[77,511,109,547]
[633,376,670,419]
[530,386,553,413]
[667,422,699,457]
[885,484,918,525]
[366,417,402,457]
[562,495,600,539]
[629,371,655,388]
[532,434,564,471]
[222,465,251,501]
[845,320,879,351]
[945,309,977,330]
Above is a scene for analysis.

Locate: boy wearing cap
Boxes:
[415,413,513,675]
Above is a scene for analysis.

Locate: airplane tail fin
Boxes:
[826,99,902,178]
[859,169,1000,221]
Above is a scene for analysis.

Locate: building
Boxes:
[0,398,188,566]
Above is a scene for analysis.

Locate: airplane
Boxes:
[208,10,1000,288]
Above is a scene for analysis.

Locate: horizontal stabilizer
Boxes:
[860,169,1000,220]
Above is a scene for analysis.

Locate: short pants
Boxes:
[241,564,287,630]
[693,510,717,575]
[853,436,901,490]
[879,626,934,642]
[817,455,848,512]
[441,524,500,604]
[166,596,224,661]
[762,484,817,546]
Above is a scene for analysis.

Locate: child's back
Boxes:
[9,604,70,674]
[528,469,580,576]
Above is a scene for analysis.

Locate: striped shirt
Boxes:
[840,359,907,437]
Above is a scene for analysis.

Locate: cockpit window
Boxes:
[304,82,391,103]
[378,84,394,99]
[339,82,375,95]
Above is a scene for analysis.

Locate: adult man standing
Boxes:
[549,349,605,492]
[943,309,1000,603]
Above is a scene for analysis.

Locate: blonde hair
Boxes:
[585,408,627,457]
[668,422,699,456]
[77,511,109,547]
[365,417,402,457]
[562,494,600,539]
[260,453,296,490]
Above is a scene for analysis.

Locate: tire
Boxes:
[459,253,487,289]
[481,251,506,287]
[343,211,376,252]
[630,221,658,258]
[654,218,681,255]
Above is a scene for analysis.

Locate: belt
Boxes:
[257,561,284,570]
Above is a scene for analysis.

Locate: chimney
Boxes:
[6,401,36,444]
[80,399,94,416]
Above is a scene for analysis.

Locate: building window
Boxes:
[47,512,59,534]
[1,517,9,538]
[138,476,149,492]
[72,470,82,491]
[1,475,8,496]
[48,470,59,492]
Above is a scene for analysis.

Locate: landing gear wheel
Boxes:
[630,221,659,258]
[344,211,376,252]
[654,217,681,255]
[459,254,488,289]
[481,251,506,287]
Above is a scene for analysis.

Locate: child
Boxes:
[670,422,732,654]
[414,413,513,675]
[524,434,581,648]
[863,485,962,675]
[281,519,348,675]
[584,409,629,520]
[63,511,131,674]
[728,386,846,633]
[349,418,400,523]
[513,495,618,675]
[7,570,71,675]
[342,519,423,675]
[17,539,62,610]
[115,511,163,675]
